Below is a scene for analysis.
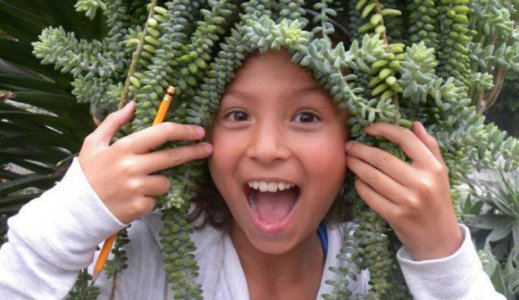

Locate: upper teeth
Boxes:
[247,181,296,193]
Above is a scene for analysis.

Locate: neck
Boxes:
[229,224,324,298]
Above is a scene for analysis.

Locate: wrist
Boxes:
[409,224,464,261]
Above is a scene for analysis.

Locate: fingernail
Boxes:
[196,127,205,136]
[345,141,354,151]
[121,101,134,113]
[203,143,213,153]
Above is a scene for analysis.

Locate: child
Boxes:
[0,49,504,299]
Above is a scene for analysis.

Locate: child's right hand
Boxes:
[78,101,213,224]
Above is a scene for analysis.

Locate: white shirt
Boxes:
[0,159,505,299]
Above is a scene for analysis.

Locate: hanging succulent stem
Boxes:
[478,67,506,113]
[374,0,401,120]
[476,15,519,114]
[65,269,100,300]
[374,0,389,46]
[119,0,159,109]
[109,273,117,300]
[477,21,513,114]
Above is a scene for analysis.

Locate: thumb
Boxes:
[93,101,135,145]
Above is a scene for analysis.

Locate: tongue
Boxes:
[253,189,297,224]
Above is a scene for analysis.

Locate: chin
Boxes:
[245,221,314,255]
[249,235,299,255]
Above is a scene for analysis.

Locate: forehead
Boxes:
[226,49,320,93]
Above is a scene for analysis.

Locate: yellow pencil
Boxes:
[92,86,176,283]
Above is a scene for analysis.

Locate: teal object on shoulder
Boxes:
[317,223,328,258]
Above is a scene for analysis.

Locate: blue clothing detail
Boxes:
[317,223,328,258]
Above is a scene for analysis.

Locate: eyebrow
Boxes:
[224,86,327,101]
[294,86,326,96]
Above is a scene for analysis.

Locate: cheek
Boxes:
[302,131,347,195]
[208,146,231,187]
[305,129,347,171]
[208,128,231,164]
[207,129,243,201]
[207,131,228,189]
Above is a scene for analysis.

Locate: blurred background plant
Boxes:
[0,0,100,238]
[461,171,519,298]
[485,69,519,137]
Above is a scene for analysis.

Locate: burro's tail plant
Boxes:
[32,0,519,299]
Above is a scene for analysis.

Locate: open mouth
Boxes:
[243,181,300,225]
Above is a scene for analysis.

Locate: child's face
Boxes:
[208,49,349,254]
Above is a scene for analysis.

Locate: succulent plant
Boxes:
[30,0,519,298]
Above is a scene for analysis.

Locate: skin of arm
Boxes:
[345,122,463,261]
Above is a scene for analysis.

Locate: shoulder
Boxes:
[192,223,226,258]
[327,220,353,238]
[321,220,353,257]
[319,221,370,297]
[325,220,354,254]
[135,210,226,258]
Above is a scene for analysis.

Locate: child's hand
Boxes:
[345,122,463,260]
[78,102,213,224]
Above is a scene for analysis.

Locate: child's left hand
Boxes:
[345,122,463,260]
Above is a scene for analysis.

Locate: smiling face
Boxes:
[208,49,349,255]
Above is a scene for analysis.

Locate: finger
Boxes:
[412,122,444,163]
[92,101,135,146]
[347,155,406,205]
[355,178,399,221]
[140,142,213,173]
[124,196,157,223]
[345,141,415,185]
[140,175,171,196]
[116,122,206,154]
[364,122,436,166]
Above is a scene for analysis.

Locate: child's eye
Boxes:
[225,110,250,122]
[293,111,320,123]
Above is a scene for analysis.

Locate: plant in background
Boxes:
[461,171,519,298]
[468,0,519,114]
[2,0,519,299]
[0,0,99,239]
[485,69,519,138]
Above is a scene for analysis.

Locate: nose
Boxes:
[246,120,290,164]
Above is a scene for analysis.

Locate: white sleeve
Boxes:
[0,158,126,299]
[397,224,505,300]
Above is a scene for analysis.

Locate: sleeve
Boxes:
[397,224,505,300]
[0,158,127,299]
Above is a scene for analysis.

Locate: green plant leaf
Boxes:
[483,243,507,295]
[0,133,81,150]
[0,74,67,94]
[0,174,51,194]
[0,111,87,136]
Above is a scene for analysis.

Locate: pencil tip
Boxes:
[91,270,101,285]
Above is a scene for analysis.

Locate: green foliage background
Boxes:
[0,0,99,237]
